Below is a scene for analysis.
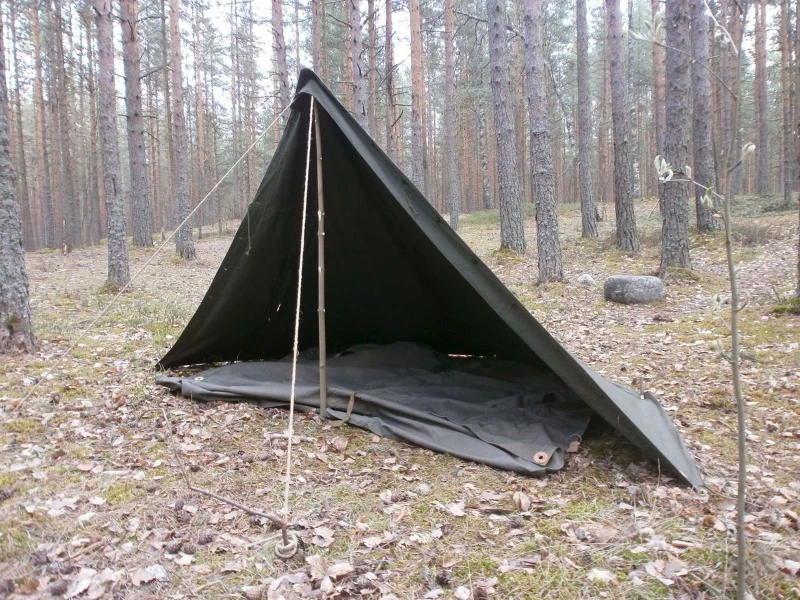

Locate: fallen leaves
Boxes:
[130,564,168,586]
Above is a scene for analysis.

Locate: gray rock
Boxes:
[604,275,664,304]
[576,274,596,287]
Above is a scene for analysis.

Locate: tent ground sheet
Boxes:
[158,342,593,475]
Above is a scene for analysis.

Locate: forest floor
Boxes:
[1,197,799,600]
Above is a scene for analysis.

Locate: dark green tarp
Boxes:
[158,69,703,487]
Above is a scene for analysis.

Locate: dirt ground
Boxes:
[1,199,799,600]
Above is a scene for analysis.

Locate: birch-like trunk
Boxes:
[524,0,561,279]
[488,0,524,253]
[690,0,718,232]
[169,0,196,260]
[576,0,597,238]
[0,4,35,352]
[385,0,398,163]
[121,0,153,248]
[781,0,792,206]
[606,0,639,251]
[660,0,691,272]
[94,0,131,286]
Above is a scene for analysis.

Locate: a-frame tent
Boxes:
[158,69,703,487]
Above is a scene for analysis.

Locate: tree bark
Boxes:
[576,0,597,237]
[31,1,55,249]
[606,0,639,250]
[348,0,368,131]
[478,104,492,210]
[120,0,153,248]
[0,1,35,352]
[755,0,768,195]
[273,0,291,118]
[8,0,33,250]
[80,9,103,245]
[53,0,79,251]
[367,0,377,137]
[488,0,524,252]
[524,0,561,278]
[170,0,196,259]
[312,0,323,75]
[444,0,460,230]
[385,0,399,163]
[691,0,718,232]
[94,0,131,286]
[409,0,425,190]
[781,0,792,206]
[660,0,691,272]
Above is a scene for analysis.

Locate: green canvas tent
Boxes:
[158,70,703,487]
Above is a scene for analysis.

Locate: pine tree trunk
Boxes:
[161,0,174,233]
[691,0,718,232]
[53,0,79,251]
[385,0,398,162]
[781,0,792,206]
[273,0,291,116]
[660,0,691,272]
[524,0,561,278]
[488,0,524,253]
[349,0,368,131]
[606,0,639,251]
[755,0,768,195]
[627,3,638,198]
[0,3,35,352]
[94,0,131,286]
[312,0,323,74]
[121,0,153,248]
[170,0,196,259]
[8,0,33,250]
[576,0,597,237]
[444,0,460,230]
[409,0,425,190]
[80,11,102,245]
[30,3,55,249]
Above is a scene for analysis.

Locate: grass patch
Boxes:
[4,418,44,434]
[773,297,800,316]
[103,481,139,505]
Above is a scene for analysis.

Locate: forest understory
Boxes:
[0,198,798,600]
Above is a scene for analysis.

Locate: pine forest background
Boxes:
[3,0,798,254]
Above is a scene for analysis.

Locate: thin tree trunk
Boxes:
[170,0,196,259]
[691,0,718,232]
[53,0,79,251]
[94,0,130,286]
[409,0,425,189]
[524,0,561,279]
[193,0,207,235]
[349,0,368,130]
[627,2,638,198]
[444,0,459,230]
[488,0,524,252]
[478,103,492,209]
[577,0,597,237]
[367,0,377,137]
[312,0,322,74]
[660,0,691,271]
[606,0,639,250]
[273,0,291,117]
[755,0,768,195]
[161,0,174,234]
[121,0,153,247]
[385,0,398,162]
[30,2,55,249]
[0,0,35,352]
[781,0,792,206]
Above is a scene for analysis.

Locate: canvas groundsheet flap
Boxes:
[158,342,593,475]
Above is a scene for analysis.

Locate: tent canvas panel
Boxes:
[157,70,703,487]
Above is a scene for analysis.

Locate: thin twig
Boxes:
[160,408,290,544]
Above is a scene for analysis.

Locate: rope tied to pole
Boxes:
[275,96,316,559]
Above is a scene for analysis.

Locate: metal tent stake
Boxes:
[315,99,329,420]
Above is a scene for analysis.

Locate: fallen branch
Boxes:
[160,408,291,546]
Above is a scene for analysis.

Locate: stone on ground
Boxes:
[604,275,664,304]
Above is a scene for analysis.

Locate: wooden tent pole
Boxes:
[315,99,328,420]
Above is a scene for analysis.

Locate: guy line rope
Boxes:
[15,102,292,409]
